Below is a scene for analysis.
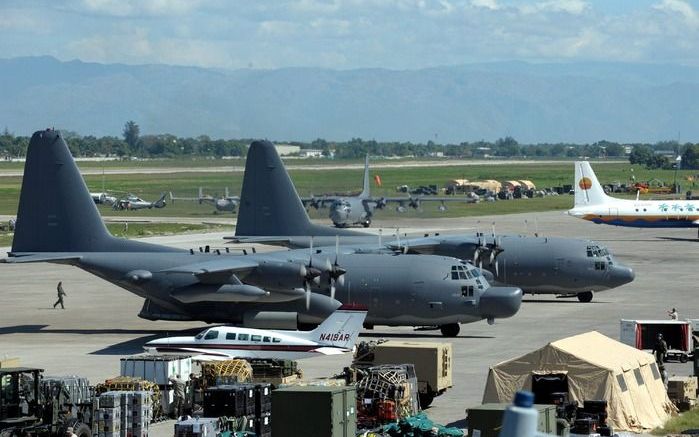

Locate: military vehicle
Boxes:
[231,140,635,303]
[3,130,522,336]
[0,367,93,437]
[353,340,452,407]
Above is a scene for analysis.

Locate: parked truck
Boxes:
[0,367,93,437]
[353,340,452,407]
[620,319,693,362]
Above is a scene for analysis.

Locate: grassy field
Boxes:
[653,407,699,435]
[0,222,230,247]
[0,161,696,221]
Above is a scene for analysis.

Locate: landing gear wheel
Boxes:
[362,219,371,228]
[419,390,436,408]
[577,291,593,303]
[681,354,689,363]
[440,323,460,337]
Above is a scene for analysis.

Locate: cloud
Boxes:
[70,0,203,17]
[653,0,699,28]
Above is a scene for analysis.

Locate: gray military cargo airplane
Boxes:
[232,141,635,303]
[301,155,467,228]
[3,129,522,337]
[170,187,239,213]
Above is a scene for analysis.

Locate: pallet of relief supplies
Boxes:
[201,360,253,387]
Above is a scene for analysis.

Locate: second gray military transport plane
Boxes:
[3,130,522,337]
[231,141,635,303]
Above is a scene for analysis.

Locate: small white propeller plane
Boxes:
[568,161,699,235]
[144,304,368,360]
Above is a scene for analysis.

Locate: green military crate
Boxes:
[272,385,356,437]
[466,403,556,437]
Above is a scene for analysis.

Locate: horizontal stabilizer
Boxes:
[311,347,349,355]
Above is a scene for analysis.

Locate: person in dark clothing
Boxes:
[653,333,668,364]
[53,281,67,309]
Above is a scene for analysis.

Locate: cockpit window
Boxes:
[195,330,206,340]
[587,245,609,258]
[204,330,219,340]
[452,265,476,280]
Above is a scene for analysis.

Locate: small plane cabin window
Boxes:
[273,338,282,343]
[251,335,262,342]
[238,334,249,341]
[263,336,271,342]
[225,333,236,340]
[204,330,219,340]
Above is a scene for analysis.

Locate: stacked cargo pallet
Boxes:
[96,376,161,420]
[356,364,420,428]
[174,417,220,437]
[201,383,272,436]
[120,354,192,417]
[96,392,122,437]
[97,390,152,437]
[249,359,300,385]
[42,375,92,405]
[668,376,698,411]
[201,359,253,387]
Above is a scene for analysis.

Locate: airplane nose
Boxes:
[478,286,522,319]
[610,265,635,287]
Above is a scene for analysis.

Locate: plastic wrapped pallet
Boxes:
[255,411,272,437]
[356,364,420,422]
[99,392,122,409]
[42,375,92,405]
[121,353,193,386]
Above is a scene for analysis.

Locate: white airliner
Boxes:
[144,304,367,360]
[568,161,699,233]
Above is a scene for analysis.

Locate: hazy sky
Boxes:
[1,0,698,69]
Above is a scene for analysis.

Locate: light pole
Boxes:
[674,155,682,195]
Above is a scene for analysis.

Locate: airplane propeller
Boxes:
[326,235,347,301]
[302,237,322,310]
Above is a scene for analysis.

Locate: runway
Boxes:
[1,210,697,433]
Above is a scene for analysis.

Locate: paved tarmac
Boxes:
[1,210,697,435]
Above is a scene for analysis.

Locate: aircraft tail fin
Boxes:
[306,304,367,350]
[154,192,167,208]
[359,154,370,198]
[11,129,158,254]
[574,161,609,207]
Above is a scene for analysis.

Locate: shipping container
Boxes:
[620,319,693,361]
[120,354,193,385]
[272,386,356,437]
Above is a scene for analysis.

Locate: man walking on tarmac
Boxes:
[169,374,186,419]
[53,281,67,309]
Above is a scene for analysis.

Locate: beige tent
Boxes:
[518,180,536,190]
[462,180,502,192]
[482,331,676,432]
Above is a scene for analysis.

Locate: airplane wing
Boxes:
[384,237,444,252]
[159,258,261,282]
[300,196,337,209]
[378,196,472,203]
[225,236,293,246]
[2,253,83,264]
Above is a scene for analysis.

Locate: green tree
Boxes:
[122,121,140,154]
[629,145,653,165]
[682,144,699,170]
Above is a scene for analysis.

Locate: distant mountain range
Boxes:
[1,56,698,144]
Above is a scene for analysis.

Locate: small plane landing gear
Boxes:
[577,291,593,303]
[440,323,460,337]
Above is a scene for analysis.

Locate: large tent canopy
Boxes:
[482,331,676,432]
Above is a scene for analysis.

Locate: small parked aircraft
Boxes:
[144,304,368,360]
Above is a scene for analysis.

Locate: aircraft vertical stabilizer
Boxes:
[574,161,609,207]
[236,141,361,237]
[303,304,368,349]
[359,154,371,198]
[11,129,163,254]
